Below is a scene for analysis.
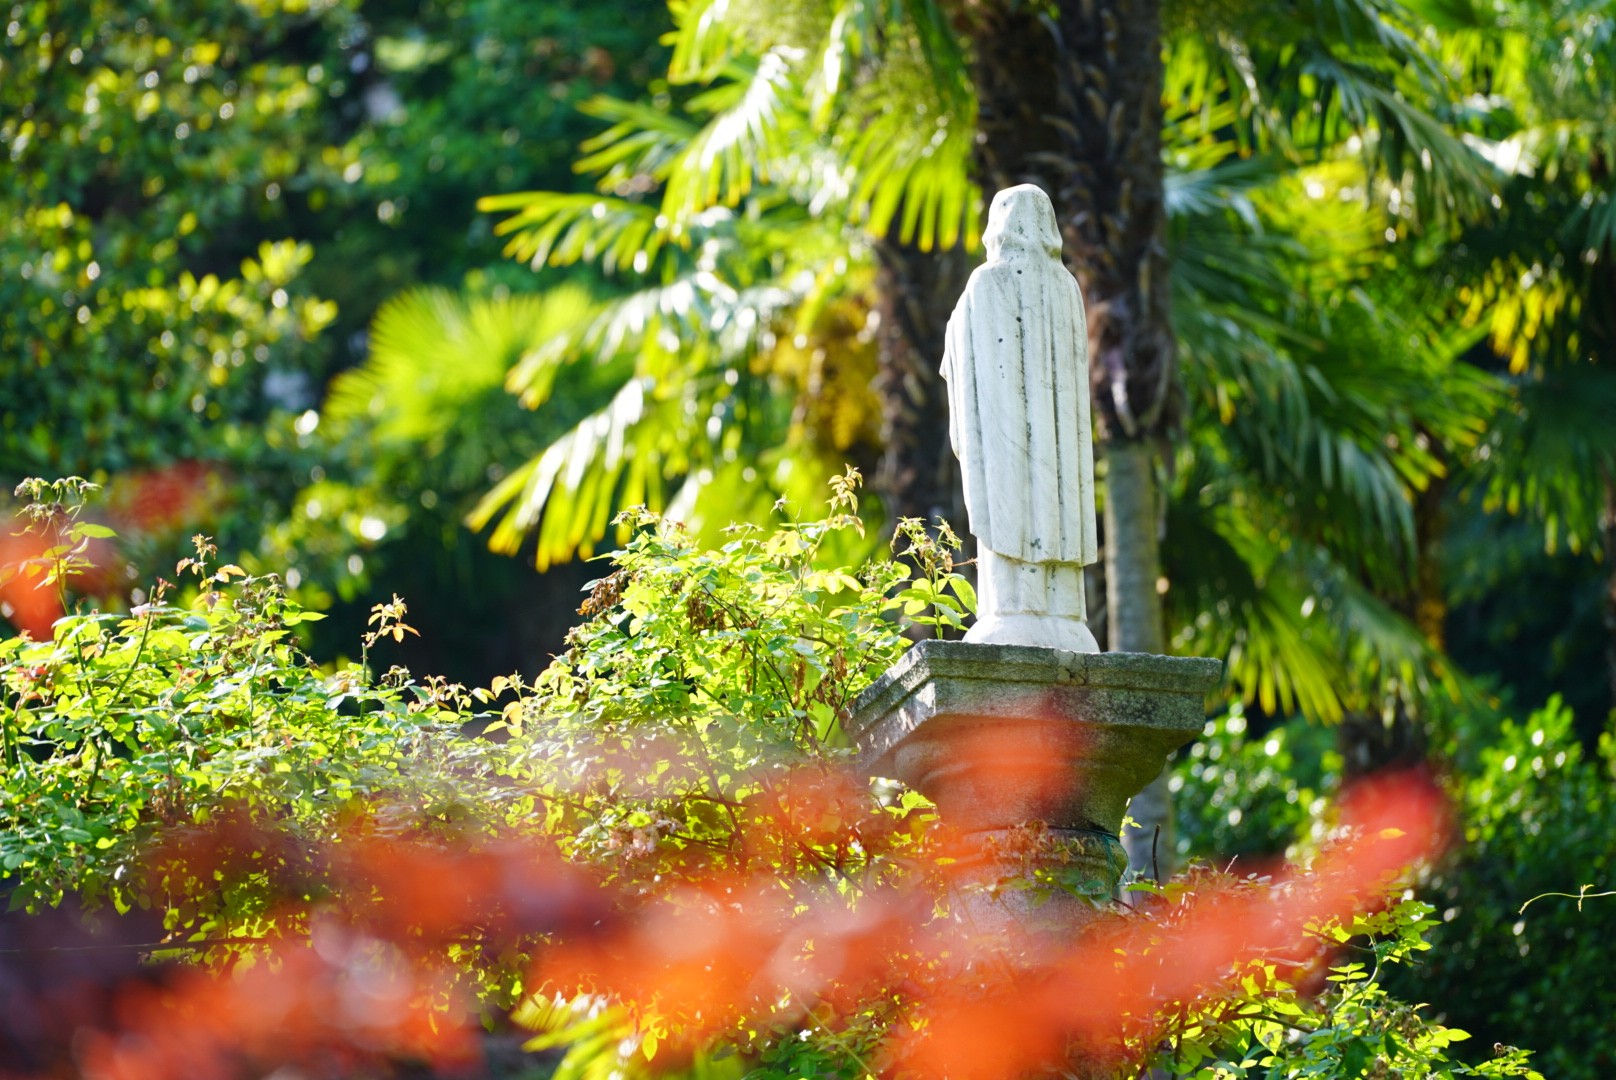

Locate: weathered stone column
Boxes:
[848,641,1218,929]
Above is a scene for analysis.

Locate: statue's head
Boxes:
[983,184,1061,261]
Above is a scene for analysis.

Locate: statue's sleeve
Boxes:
[941,305,964,460]
[941,271,1004,550]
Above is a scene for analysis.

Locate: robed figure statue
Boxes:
[941,184,1099,653]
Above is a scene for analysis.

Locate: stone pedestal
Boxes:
[847,640,1221,928]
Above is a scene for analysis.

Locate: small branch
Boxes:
[1519,884,1615,914]
[0,935,282,954]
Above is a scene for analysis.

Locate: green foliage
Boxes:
[1164,155,1497,724]
[1172,707,1335,864]
[0,525,496,931]
[337,0,667,290]
[0,479,1559,1078]
[0,472,958,948]
[1164,0,1493,223]
[1398,698,1616,1079]
[0,476,945,1069]
[0,478,112,624]
[1176,696,1616,1079]
[1143,896,1541,1079]
[1436,0,1616,562]
[460,0,983,562]
[263,284,603,593]
[0,483,545,1035]
[0,0,348,480]
[472,127,890,564]
[491,468,968,885]
[434,0,1518,739]
[1441,498,1610,735]
[0,0,669,653]
[488,480,952,1075]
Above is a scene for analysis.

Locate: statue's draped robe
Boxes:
[941,209,1096,567]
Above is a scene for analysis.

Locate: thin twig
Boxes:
[0,935,281,954]
[1519,884,1615,914]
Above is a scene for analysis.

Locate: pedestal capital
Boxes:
[847,640,1221,837]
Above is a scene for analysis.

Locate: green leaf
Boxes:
[1339,1037,1374,1078]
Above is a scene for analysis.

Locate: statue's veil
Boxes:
[983,185,1062,261]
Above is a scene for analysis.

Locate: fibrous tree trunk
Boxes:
[872,238,971,529]
[969,0,1181,880]
[971,0,1179,442]
[1604,470,1616,719]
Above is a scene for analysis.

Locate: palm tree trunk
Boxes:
[969,0,1181,880]
[872,239,971,527]
[1604,470,1616,718]
[1105,440,1176,877]
[1104,442,1166,656]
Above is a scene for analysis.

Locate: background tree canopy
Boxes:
[3,0,1615,1076]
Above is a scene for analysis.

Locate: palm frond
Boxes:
[1167,474,1471,723]
[478,192,670,275]
[1296,48,1494,212]
[1466,363,1616,555]
[1165,0,1495,221]
[572,95,704,187]
[324,287,600,492]
[1436,0,1616,554]
[326,288,571,438]
[1170,151,1503,594]
[722,0,979,250]
[469,376,675,568]
[471,193,872,568]
[666,0,748,84]
[661,52,807,223]
[840,94,978,250]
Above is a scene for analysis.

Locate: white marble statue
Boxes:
[941,184,1099,653]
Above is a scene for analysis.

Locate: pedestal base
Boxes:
[847,641,1221,916]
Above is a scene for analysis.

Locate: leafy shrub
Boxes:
[1172,705,1336,865]
[0,478,1546,1079]
[1391,697,1616,1079]
[0,484,512,948]
[1175,694,1615,1079]
[1136,891,1541,1080]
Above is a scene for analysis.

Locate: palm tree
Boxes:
[1159,148,1494,692]
[468,6,983,565]
[360,0,1504,873]
[466,70,896,567]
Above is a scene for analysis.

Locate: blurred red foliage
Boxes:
[897,769,1451,1077]
[0,769,1448,1079]
[0,530,62,639]
[1,462,224,640]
